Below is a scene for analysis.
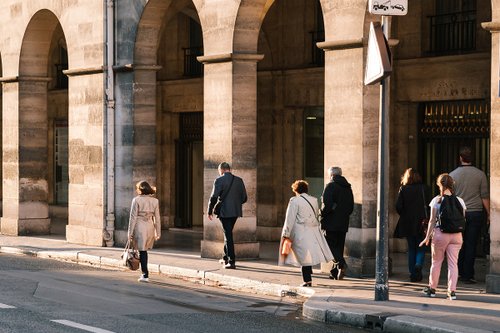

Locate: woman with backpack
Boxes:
[419,173,466,300]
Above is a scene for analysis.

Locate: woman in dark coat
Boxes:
[394,168,428,282]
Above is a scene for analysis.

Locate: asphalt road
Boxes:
[0,253,368,333]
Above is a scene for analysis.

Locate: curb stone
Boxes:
[383,315,494,333]
[303,296,378,328]
[302,299,497,333]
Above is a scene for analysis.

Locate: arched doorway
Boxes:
[47,24,69,236]
[256,0,325,240]
[3,10,68,236]
[134,0,204,233]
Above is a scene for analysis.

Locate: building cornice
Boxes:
[0,76,51,83]
[482,21,500,32]
[63,66,104,76]
[197,53,264,64]
[317,38,365,51]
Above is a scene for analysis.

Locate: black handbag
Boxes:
[420,185,429,238]
[213,175,234,217]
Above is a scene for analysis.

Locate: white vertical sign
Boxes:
[364,22,392,85]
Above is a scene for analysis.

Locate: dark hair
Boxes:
[459,146,473,163]
[136,181,156,195]
[291,180,308,194]
[436,173,454,195]
[218,162,231,171]
[401,168,422,186]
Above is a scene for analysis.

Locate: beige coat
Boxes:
[279,193,333,267]
[128,195,161,251]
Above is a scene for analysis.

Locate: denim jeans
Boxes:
[458,210,485,280]
[407,236,426,278]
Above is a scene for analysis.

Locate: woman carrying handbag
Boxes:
[279,180,333,287]
[128,181,161,282]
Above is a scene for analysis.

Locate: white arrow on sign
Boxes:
[369,0,408,16]
[364,22,392,85]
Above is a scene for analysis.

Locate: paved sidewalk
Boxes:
[1,231,499,333]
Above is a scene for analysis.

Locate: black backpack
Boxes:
[438,195,466,233]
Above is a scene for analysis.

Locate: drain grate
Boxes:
[280,290,298,297]
[365,313,395,330]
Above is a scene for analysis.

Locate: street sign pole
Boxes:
[374,15,391,301]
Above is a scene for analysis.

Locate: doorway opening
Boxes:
[175,112,203,229]
[419,99,490,257]
[304,107,324,202]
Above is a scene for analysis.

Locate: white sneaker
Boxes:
[138,275,149,283]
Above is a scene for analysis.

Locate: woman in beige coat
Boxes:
[279,180,333,287]
[128,181,161,282]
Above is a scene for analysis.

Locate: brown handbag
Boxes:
[122,240,140,271]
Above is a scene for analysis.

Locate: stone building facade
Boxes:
[0,0,498,292]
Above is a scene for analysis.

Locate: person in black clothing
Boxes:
[207,162,247,269]
[394,168,428,282]
[320,166,354,280]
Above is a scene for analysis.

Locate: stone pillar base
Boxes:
[1,217,50,236]
[486,274,500,294]
[201,240,260,259]
[66,225,104,246]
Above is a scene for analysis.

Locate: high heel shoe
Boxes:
[300,281,312,287]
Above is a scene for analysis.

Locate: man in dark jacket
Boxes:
[208,162,247,269]
[320,166,354,279]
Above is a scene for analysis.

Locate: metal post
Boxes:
[375,15,391,301]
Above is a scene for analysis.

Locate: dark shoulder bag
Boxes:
[420,185,429,238]
[214,175,234,217]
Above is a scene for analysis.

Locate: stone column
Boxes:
[111,64,161,245]
[319,39,380,277]
[64,68,106,246]
[132,65,161,184]
[1,77,51,235]
[199,53,262,259]
[483,21,500,293]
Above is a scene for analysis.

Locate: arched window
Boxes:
[183,17,203,77]
[310,0,324,66]
[428,0,476,55]
[55,44,68,89]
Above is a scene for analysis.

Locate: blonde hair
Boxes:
[400,168,422,186]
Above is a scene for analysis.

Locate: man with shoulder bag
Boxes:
[207,162,247,269]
